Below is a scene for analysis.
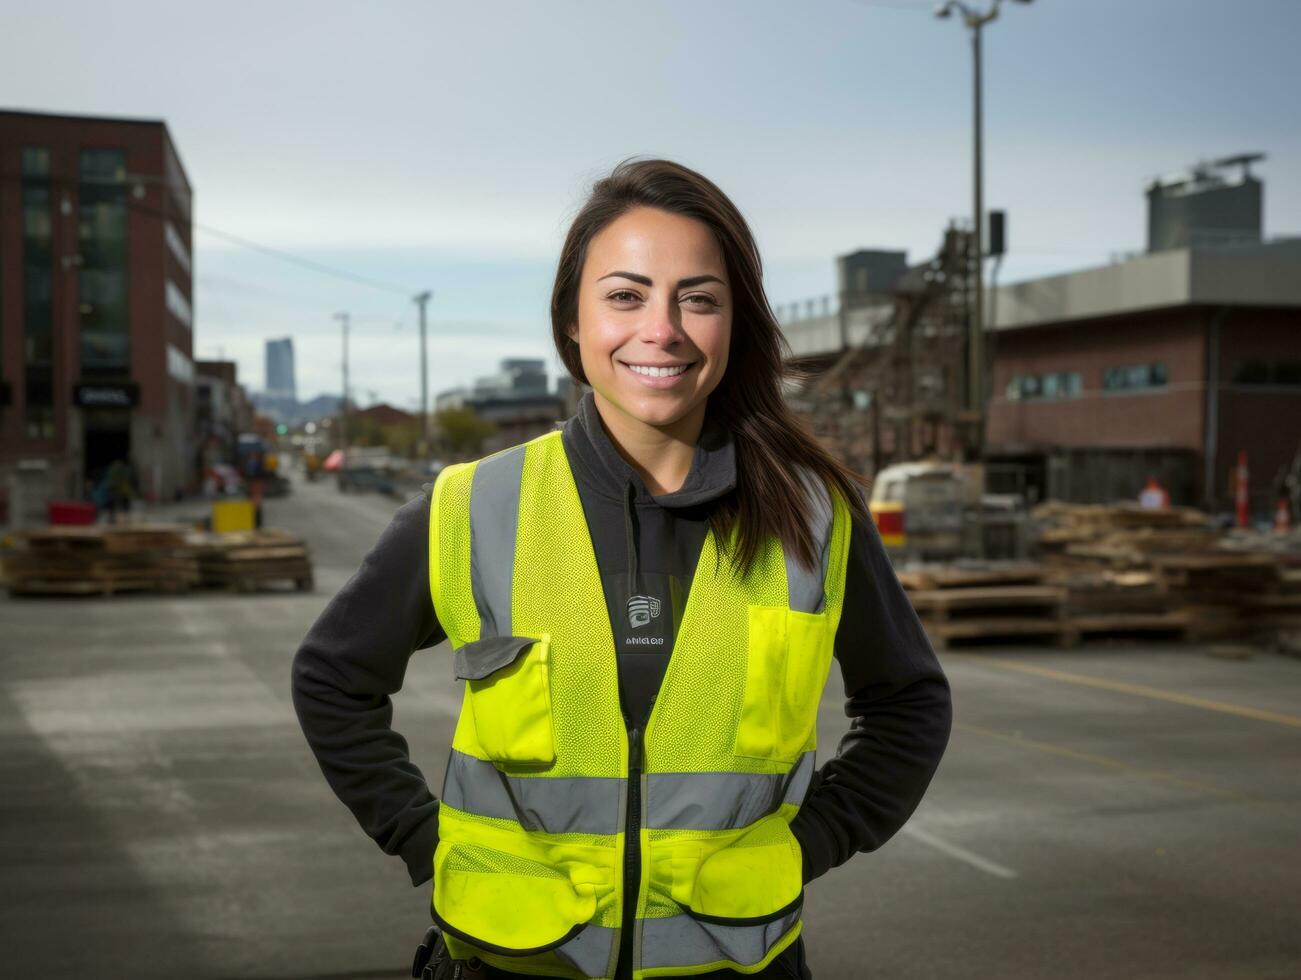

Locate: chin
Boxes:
[605,388,702,430]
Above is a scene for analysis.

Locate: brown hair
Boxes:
[551,157,871,579]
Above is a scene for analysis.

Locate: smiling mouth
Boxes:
[620,362,695,378]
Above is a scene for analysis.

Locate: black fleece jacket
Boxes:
[291,393,952,893]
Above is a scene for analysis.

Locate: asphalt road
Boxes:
[3,477,1298,979]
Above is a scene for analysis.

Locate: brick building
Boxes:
[0,109,194,513]
[987,239,1301,511]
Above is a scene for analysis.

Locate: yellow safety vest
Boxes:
[427,428,851,979]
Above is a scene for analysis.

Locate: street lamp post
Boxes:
[413,290,432,455]
[934,0,1032,448]
[334,312,350,456]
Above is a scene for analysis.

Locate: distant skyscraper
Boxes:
[265,337,296,401]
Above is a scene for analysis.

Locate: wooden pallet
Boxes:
[907,577,1068,649]
[922,615,1068,649]
[897,562,1047,592]
[1060,610,1192,645]
[6,573,195,597]
[2,524,201,597]
[908,584,1066,618]
[189,529,314,593]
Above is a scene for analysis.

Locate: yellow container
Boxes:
[212,499,257,533]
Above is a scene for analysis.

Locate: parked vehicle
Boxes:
[869,462,971,562]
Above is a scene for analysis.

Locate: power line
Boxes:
[188,218,416,297]
[3,172,419,297]
[844,0,934,12]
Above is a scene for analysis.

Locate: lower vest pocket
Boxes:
[686,813,804,923]
[455,634,556,765]
[432,838,597,955]
[734,605,836,764]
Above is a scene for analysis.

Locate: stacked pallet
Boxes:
[188,529,314,593]
[1,525,200,597]
[898,561,1069,649]
[1032,503,1299,643]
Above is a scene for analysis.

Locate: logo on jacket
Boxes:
[627,594,662,629]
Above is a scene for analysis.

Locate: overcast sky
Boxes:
[4,0,1299,409]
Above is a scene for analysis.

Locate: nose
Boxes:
[641,295,686,347]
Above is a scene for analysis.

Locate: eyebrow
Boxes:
[597,271,727,289]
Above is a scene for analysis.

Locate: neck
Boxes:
[592,391,705,496]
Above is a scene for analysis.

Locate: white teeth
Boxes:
[627,363,689,378]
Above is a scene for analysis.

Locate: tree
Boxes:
[434,408,497,457]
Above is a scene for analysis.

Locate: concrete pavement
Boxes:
[2,477,1298,979]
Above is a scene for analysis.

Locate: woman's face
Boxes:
[568,205,732,435]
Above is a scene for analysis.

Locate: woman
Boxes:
[292,158,952,980]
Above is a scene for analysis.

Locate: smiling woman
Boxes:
[550,159,873,575]
[292,156,952,980]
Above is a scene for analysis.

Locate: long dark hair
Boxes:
[551,157,871,579]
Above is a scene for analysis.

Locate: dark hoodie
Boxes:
[291,391,952,967]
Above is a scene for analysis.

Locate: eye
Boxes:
[684,294,719,309]
[608,289,640,304]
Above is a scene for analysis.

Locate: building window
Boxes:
[1232,359,1301,388]
[165,221,191,273]
[1005,370,1082,402]
[1103,362,1167,392]
[22,146,56,439]
[79,148,130,377]
[167,343,194,383]
[165,279,192,328]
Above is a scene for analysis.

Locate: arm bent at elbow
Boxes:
[290,490,447,886]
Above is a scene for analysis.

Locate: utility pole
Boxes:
[414,290,432,455]
[935,0,1032,450]
[334,312,350,456]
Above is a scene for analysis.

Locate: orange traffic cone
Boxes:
[1275,496,1293,533]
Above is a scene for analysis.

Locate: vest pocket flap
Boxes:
[432,839,596,956]
[458,634,556,766]
[687,814,804,923]
[454,635,540,681]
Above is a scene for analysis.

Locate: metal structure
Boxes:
[934,0,1033,441]
[799,225,977,477]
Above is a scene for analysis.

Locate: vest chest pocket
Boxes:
[734,605,836,764]
[454,634,556,766]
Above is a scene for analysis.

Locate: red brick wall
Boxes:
[0,112,184,448]
[987,310,1207,451]
[1213,308,1301,510]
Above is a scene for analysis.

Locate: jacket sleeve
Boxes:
[788,503,954,885]
[290,486,447,887]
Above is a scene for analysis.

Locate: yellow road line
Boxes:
[953,654,1301,730]
[954,721,1255,802]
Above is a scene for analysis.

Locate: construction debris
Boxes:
[897,504,1300,649]
[1,524,314,598]
[189,529,314,593]
[0,525,200,597]
[1033,503,1300,646]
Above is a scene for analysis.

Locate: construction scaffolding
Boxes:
[791,223,982,479]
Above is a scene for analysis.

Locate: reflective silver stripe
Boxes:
[781,750,816,808]
[469,444,526,638]
[442,748,623,835]
[640,905,802,970]
[645,752,815,831]
[551,923,618,979]
[786,467,833,614]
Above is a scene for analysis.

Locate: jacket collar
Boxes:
[561,389,736,508]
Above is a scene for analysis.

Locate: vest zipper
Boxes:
[617,724,644,979]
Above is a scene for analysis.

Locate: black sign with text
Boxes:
[74,382,140,408]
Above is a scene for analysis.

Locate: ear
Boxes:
[565,322,578,343]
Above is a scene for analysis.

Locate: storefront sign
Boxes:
[74,382,140,408]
